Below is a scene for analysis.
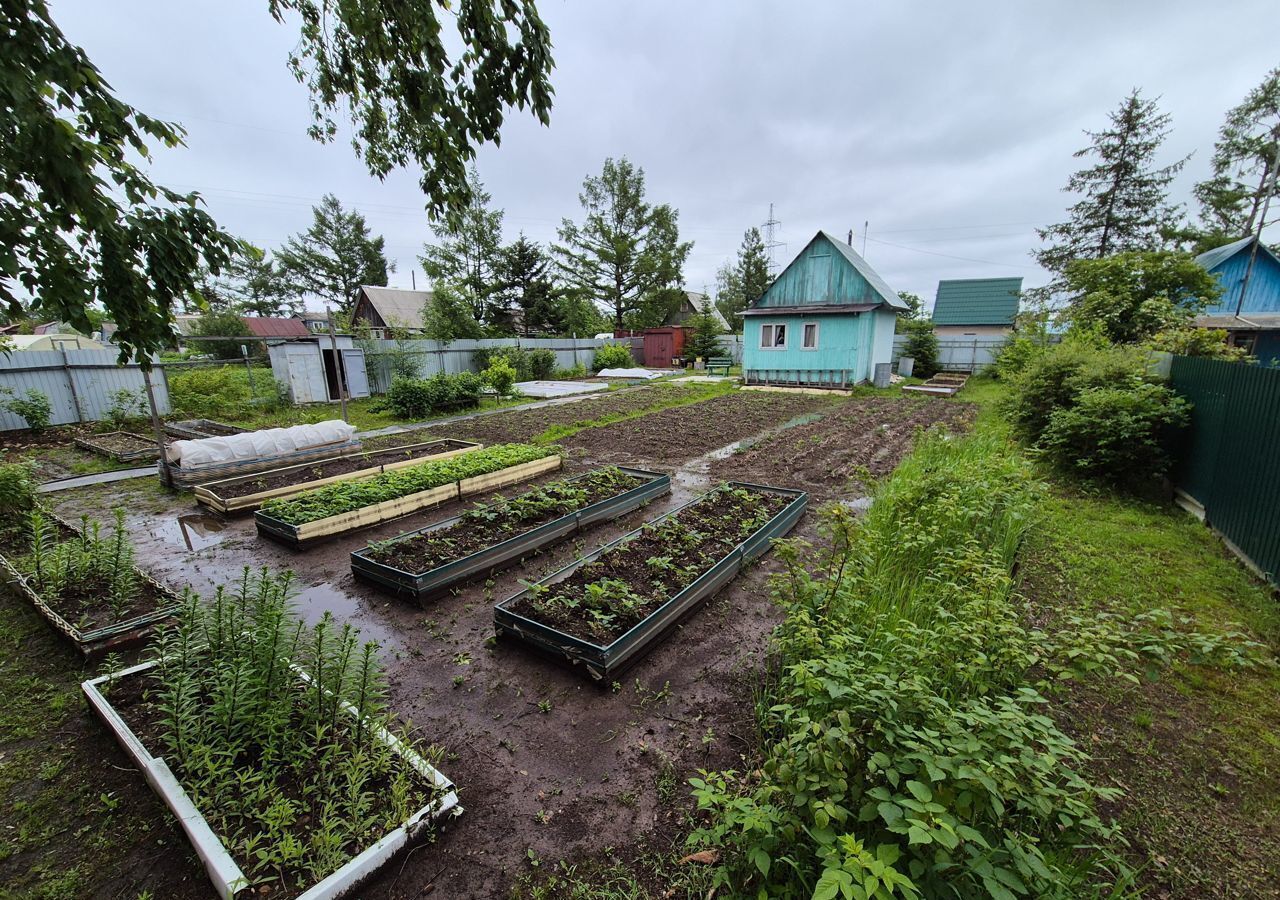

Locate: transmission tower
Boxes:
[762,203,784,274]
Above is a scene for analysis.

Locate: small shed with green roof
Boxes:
[931,277,1022,336]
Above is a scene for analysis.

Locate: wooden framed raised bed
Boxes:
[494,481,807,680]
[0,512,181,656]
[74,431,159,462]
[163,419,247,441]
[351,466,671,601]
[256,453,563,550]
[83,660,461,900]
[194,439,482,514]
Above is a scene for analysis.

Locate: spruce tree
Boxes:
[715,228,771,332]
[1034,90,1187,280]
[497,235,557,334]
[1194,66,1280,240]
[685,301,726,360]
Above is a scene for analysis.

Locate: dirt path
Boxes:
[9,387,950,899]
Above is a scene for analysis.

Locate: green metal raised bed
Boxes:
[351,467,671,601]
[494,481,807,680]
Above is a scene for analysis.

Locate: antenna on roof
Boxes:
[862,221,869,257]
[411,270,416,290]
[847,229,853,246]
[763,203,784,275]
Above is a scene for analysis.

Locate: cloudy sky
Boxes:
[53,0,1279,310]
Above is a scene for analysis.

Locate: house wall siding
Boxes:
[743,313,873,383]
[753,240,882,308]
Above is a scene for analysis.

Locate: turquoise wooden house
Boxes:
[742,231,907,387]
[1193,235,1280,365]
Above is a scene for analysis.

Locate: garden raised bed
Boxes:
[74,430,160,462]
[494,481,807,679]
[351,466,670,600]
[194,439,482,514]
[163,419,247,441]
[255,447,562,549]
[83,660,461,899]
[0,511,181,655]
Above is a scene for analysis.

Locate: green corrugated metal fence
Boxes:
[1170,355,1280,587]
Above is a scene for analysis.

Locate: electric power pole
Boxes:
[763,203,784,275]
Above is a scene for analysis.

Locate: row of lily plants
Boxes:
[0,463,179,654]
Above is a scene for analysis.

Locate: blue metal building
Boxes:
[1195,235,1280,365]
[741,231,907,388]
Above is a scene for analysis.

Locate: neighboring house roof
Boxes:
[1194,235,1280,317]
[241,316,311,338]
[932,277,1023,326]
[664,291,729,329]
[294,309,328,321]
[1194,235,1268,272]
[749,231,908,312]
[8,333,105,351]
[355,285,433,328]
[172,315,202,336]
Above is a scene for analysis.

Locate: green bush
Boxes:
[900,320,938,378]
[0,462,35,527]
[482,359,518,396]
[1,387,52,433]
[167,366,252,419]
[106,388,147,429]
[592,342,633,371]
[991,332,1051,381]
[1002,340,1144,444]
[526,348,557,380]
[1039,382,1190,483]
[472,346,530,380]
[555,363,589,379]
[385,372,484,419]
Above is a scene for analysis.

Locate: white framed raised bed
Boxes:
[194,439,482,513]
[255,454,563,549]
[83,660,461,900]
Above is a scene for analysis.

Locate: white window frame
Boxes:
[801,321,819,350]
[760,322,788,349]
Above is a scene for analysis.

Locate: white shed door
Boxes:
[341,348,370,398]
[286,344,325,404]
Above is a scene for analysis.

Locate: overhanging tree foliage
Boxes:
[2,0,556,362]
[268,0,555,219]
[275,194,391,316]
[553,157,692,331]
[1034,90,1187,280]
[1194,66,1280,242]
[421,168,504,325]
[1,0,243,362]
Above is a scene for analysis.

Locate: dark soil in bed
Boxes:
[506,486,790,645]
[711,394,976,497]
[367,468,648,574]
[76,432,158,459]
[214,440,472,499]
[564,389,838,462]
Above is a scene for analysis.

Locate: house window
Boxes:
[760,323,787,349]
[1231,332,1257,354]
[802,322,819,350]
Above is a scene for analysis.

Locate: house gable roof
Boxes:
[932,277,1023,326]
[356,285,433,328]
[1194,235,1280,272]
[664,291,729,329]
[749,231,908,313]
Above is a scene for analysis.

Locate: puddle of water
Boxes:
[292,583,404,651]
[149,513,231,551]
[840,496,874,512]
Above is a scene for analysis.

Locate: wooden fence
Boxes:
[1170,355,1280,587]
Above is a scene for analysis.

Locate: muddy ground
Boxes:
[3,386,971,899]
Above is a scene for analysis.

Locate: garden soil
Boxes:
[18,387,973,899]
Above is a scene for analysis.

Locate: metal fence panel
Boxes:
[1171,355,1280,586]
[889,334,1009,372]
[0,349,170,431]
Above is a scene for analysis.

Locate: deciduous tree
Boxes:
[421,282,484,341]
[553,158,692,331]
[1035,90,1187,280]
[1063,250,1221,344]
[276,195,392,316]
